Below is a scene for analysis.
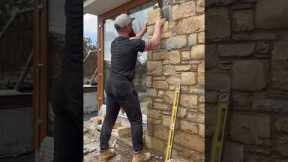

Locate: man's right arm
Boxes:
[145,17,165,51]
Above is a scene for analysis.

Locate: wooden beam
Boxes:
[99,0,151,19]
[32,0,48,152]
[96,18,104,110]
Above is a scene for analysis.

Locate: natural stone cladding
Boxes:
[146,0,205,161]
[146,0,288,161]
[206,0,288,162]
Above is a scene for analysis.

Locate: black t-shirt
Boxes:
[110,36,146,81]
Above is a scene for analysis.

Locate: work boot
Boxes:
[132,151,151,162]
[98,149,116,161]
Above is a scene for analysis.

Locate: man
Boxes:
[99,13,165,162]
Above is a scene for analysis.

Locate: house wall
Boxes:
[205,0,288,161]
[146,0,288,161]
[145,0,205,161]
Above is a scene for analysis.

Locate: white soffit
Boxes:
[84,0,131,15]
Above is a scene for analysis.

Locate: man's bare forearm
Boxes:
[135,29,146,39]
[146,18,164,50]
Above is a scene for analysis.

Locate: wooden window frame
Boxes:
[33,0,48,152]
[96,0,151,110]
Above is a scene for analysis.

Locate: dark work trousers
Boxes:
[100,76,144,152]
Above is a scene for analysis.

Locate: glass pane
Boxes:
[129,5,153,123]
[102,3,154,124]
[104,18,118,88]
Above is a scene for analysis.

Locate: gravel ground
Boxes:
[84,115,164,162]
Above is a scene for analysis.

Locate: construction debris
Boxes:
[84,113,164,162]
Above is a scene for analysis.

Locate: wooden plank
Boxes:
[32,0,40,151]
[99,0,150,19]
[32,0,48,152]
[39,0,48,143]
[97,19,104,110]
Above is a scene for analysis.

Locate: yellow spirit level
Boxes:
[165,83,181,161]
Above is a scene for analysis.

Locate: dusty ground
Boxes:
[83,115,164,162]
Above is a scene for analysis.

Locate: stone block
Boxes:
[166,35,187,50]
[162,91,175,104]
[198,31,205,44]
[206,71,231,90]
[181,72,197,85]
[153,125,169,140]
[232,9,254,32]
[147,109,162,119]
[175,65,191,71]
[206,8,231,41]
[256,0,288,29]
[255,41,270,55]
[174,132,204,152]
[163,65,176,76]
[218,43,255,57]
[146,76,152,87]
[145,135,166,153]
[198,61,204,73]
[164,51,181,64]
[252,95,288,113]
[206,91,218,103]
[230,113,270,145]
[181,51,191,61]
[186,112,204,123]
[196,0,205,14]
[177,107,187,118]
[191,44,205,59]
[188,33,197,47]
[153,102,168,110]
[206,0,237,6]
[167,75,181,85]
[180,120,198,134]
[180,94,198,108]
[232,60,268,91]
[147,61,162,75]
[222,141,244,162]
[198,124,204,137]
[148,8,161,25]
[147,88,157,97]
[274,135,288,156]
[206,44,218,69]
[172,1,196,20]
[272,41,288,91]
[275,117,288,133]
[153,81,169,89]
[198,72,205,86]
[152,51,165,60]
[232,32,277,41]
[232,92,251,106]
[174,15,204,34]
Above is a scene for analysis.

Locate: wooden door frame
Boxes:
[96,0,151,110]
[33,0,48,152]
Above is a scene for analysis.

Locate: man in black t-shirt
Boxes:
[99,13,165,162]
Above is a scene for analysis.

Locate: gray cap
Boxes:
[114,13,135,28]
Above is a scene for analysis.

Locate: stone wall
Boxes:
[145,0,205,161]
[206,0,288,161]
